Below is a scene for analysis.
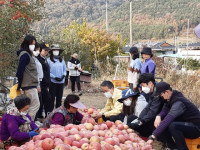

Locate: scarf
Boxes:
[6,103,31,132]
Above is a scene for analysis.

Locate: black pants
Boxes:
[158,121,200,150]
[128,118,156,137]
[70,76,81,92]
[40,85,51,117]
[36,92,43,119]
[49,82,64,112]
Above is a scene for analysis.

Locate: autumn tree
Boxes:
[0,0,44,78]
[45,19,126,71]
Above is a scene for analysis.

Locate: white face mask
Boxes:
[33,51,40,57]
[20,111,28,116]
[104,91,112,98]
[123,98,132,106]
[29,45,35,51]
[53,50,59,56]
[142,86,151,94]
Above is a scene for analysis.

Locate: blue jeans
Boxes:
[158,121,200,150]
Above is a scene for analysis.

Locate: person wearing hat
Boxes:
[141,47,156,75]
[47,44,67,112]
[36,42,51,118]
[43,94,86,127]
[109,88,147,124]
[68,53,83,96]
[95,80,123,121]
[16,35,40,121]
[128,73,164,137]
[147,82,200,150]
[0,96,39,148]
[128,47,142,90]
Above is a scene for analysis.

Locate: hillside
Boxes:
[33,0,200,41]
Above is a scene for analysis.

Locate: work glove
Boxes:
[55,77,62,81]
[29,130,39,138]
[74,66,78,70]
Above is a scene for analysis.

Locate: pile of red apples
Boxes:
[8,118,154,150]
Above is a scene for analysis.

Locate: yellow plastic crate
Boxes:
[185,138,200,150]
[112,80,129,90]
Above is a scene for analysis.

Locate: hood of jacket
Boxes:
[69,57,80,65]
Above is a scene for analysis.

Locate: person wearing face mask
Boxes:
[0,96,39,148]
[109,88,147,124]
[43,94,86,127]
[140,47,156,76]
[32,43,44,121]
[128,47,141,90]
[95,81,123,121]
[36,42,51,118]
[16,35,40,121]
[147,82,200,150]
[68,53,83,96]
[47,44,67,112]
[128,73,164,137]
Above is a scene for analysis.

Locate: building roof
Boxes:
[180,42,200,49]
[152,42,175,51]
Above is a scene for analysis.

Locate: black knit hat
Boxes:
[141,47,153,57]
[152,82,171,96]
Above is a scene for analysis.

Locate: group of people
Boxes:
[0,37,200,150]
[15,35,83,122]
[98,74,200,150]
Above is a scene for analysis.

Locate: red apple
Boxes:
[54,144,71,150]
[81,143,89,150]
[87,117,96,125]
[105,131,113,138]
[102,143,113,150]
[74,134,81,141]
[84,123,93,130]
[87,108,94,114]
[69,128,79,135]
[105,121,113,128]
[72,141,81,148]
[117,124,124,130]
[41,133,51,140]
[9,4,13,8]
[88,142,101,150]
[63,137,73,145]
[33,135,41,142]
[42,138,54,150]
[90,136,100,143]
[115,120,122,126]
[105,138,115,146]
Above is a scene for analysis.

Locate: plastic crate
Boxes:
[185,138,200,150]
[112,80,129,90]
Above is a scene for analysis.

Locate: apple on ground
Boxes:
[63,137,73,146]
[72,141,81,148]
[84,123,93,130]
[54,144,71,150]
[81,143,89,150]
[88,142,101,150]
[41,138,54,150]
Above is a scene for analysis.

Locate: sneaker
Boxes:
[78,91,82,96]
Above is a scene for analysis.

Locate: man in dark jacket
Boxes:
[36,42,51,118]
[128,73,164,137]
[147,82,200,150]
